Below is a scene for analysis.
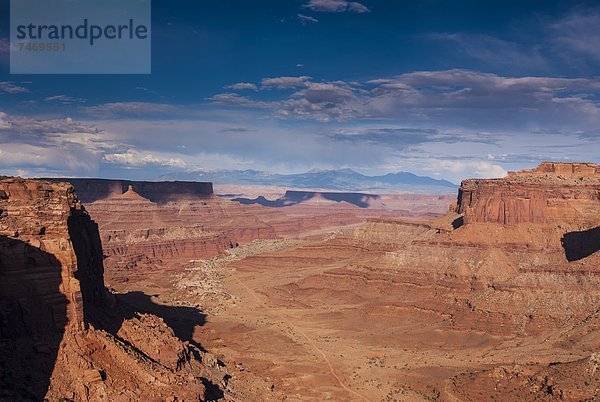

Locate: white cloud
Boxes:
[261,76,311,89]
[0,112,11,129]
[303,0,370,13]
[225,82,258,91]
[44,95,87,104]
[0,142,101,174]
[209,93,271,108]
[0,81,29,94]
[213,69,600,128]
[0,106,596,182]
[0,112,129,175]
[297,13,319,24]
[434,160,507,180]
[103,150,187,168]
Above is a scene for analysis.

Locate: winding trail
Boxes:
[230,274,372,402]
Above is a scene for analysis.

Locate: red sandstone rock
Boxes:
[456,162,600,225]
[0,178,104,333]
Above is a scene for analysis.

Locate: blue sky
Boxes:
[0,0,599,182]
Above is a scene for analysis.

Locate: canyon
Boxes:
[0,178,274,401]
[58,180,450,290]
[1,161,599,401]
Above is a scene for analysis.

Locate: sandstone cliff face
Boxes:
[456,162,600,225]
[0,178,104,334]
[0,178,109,399]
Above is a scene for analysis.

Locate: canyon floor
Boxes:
[109,222,600,401]
[90,189,468,401]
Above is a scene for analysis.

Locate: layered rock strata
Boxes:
[456,162,600,225]
[0,177,104,334]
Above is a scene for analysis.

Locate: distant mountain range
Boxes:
[155,168,457,193]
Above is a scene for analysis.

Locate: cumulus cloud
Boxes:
[0,114,100,139]
[302,0,370,13]
[213,69,600,127]
[0,113,105,175]
[0,81,29,94]
[2,68,599,181]
[0,142,100,174]
[103,150,187,168]
[0,103,596,182]
[261,76,311,89]
[277,81,364,121]
[213,78,365,121]
[202,69,600,180]
[0,111,189,176]
[209,93,271,108]
[433,160,507,180]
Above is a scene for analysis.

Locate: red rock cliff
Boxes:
[0,178,105,334]
[456,162,600,225]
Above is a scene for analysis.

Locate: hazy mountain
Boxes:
[155,169,457,193]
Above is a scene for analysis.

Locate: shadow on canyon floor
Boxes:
[0,236,67,401]
[232,191,381,208]
[105,292,224,399]
[117,291,207,345]
[562,226,600,262]
[92,291,208,353]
